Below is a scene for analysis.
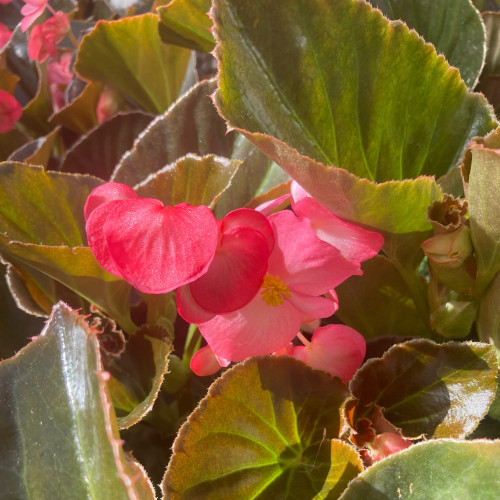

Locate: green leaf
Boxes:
[214,134,290,218]
[313,440,363,500]
[105,326,172,429]
[112,79,234,186]
[135,154,241,208]
[350,339,498,438]
[214,0,497,183]
[477,272,500,362]
[369,0,486,88]
[75,13,190,114]
[0,302,155,499]
[163,356,348,499]
[482,12,500,77]
[60,111,154,179]
[339,439,500,500]
[0,163,134,331]
[335,255,432,339]
[158,0,215,52]
[467,146,500,291]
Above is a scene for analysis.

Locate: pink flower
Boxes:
[28,11,69,62]
[0,0,14,4]
[21,0,50,32]
[179,210,362,361]
[47,51,72,112]
[370,432,412,462]
[96,87,122,124]
[0,23,12,49]
[190,345,230,376]
[291,181,384,265]
[288,325,366,383]
[0,89,22,133]
[85,183,219,294]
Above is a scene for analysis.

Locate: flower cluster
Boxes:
[85,181,384,381]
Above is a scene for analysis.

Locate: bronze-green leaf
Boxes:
[0,302,155,499]
[339,439,500,500]
[369,0,486,88]
[163,356,348,499]
[350,339,498,438]
[214,0,496,183]
[75,14,190,114]
[158,0,215,52]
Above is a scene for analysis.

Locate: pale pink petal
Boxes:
[288,290,337,319]
[189,225,269,313]
[177,285,215,323]
[291,324,366,383]
[255,194,291,216]
[221,208,274,254]
[290,180,310,204]
[190,345,229,376]
[199,293,302,361]
[274,342,294,356]
[86,199,128,278]
[292,195,384,263]
[84,182,138,220]
[20,0,48,32]
[268,210,362,294]
[101,200,218,293]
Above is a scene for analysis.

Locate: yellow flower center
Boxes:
[260,274,291,306]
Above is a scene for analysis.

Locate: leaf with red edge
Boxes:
[349,339,498,439]
[75,14,190,114]
[163,356,348,499]
[0,302,155,498]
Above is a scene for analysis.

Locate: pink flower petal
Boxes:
[268,210,362,294]
[291,324,366,383]
[371,432,412,462]
[0,23,12,49]
[190,345,230,376]
[0,90,23,134]
[84,182,138,220]
[177,284,215,323]
[255,193,291,216]
[221,208,274,254]
[102,200,218,293]
[288,290,337,319]
[189,225,269,313]
[199,292,302,361]
[291,181,383,263]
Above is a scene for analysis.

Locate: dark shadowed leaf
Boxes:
[339,439,500,500]
[9,127,60,168]
[0,302,155,499]
[477,272,500,362]
[60,111,154,179]
[335,255,432,339]
[158,0,215,52]
[112,79,233,186]
[349,339,498,438]
[214,0,496,183]
[135,154,241,208]
[0,129,30,162]
[369,0,485,88]
[75,14,190,114]
[482,12,500,77]
[163,356,348,499]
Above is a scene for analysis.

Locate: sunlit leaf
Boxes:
[0,302,155,498]
[349,339,498,438]
[75,13,190,114]
[339,439,500,500]
[369,0,486,88]
[163,356,348,499]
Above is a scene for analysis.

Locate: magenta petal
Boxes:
[84,182,137,220]
[292,325,366,383]
[268,211,362,294]
[199,293,302,361]
[189,226,269,313]
[292,196,384,263]
[103,200,218,294]
[221,208,274,254]
[86,199,128,278]
[177,285,215,323]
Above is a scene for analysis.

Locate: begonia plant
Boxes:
[0,0,499,498]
